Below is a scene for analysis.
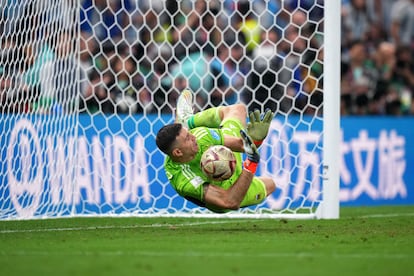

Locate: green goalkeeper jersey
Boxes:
[164,126,243,207]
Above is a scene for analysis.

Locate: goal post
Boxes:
[317,0,341,219]
[316,0,341,219]
[0,0,340,220]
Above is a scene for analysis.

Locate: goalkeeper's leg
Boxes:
[188,104,247,129]
[239,176,276,208]
[219,104,247,128]
[177,89,247,129]
[176,89,223,128]
[187,106,222,129]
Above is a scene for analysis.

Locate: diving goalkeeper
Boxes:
[155,90,276,213]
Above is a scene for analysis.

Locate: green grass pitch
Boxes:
[0,205,413,276]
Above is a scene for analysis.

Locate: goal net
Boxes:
[0,0,339,220]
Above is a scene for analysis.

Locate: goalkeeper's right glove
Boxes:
[247,109,274,147]
[240,129,260,174]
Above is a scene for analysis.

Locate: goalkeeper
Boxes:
[156,90,276,213]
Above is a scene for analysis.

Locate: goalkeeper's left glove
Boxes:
[240,129,260,174]
[246,109,274,147]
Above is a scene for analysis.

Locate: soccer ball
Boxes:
[200,145,236,181]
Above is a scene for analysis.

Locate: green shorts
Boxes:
[240,177,267,207]
[208,176,267,212]
[212,118,268,209]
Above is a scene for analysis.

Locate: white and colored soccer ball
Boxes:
[200,145,236,181]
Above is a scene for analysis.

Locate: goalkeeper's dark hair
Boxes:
[156,123,183,155]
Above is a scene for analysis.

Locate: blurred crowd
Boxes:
[340,0,414,115]
[0,0,413,116]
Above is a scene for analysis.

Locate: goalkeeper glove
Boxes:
[240,129,260,174]
[246,109,274,147]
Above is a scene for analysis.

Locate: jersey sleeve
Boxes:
[165,162,206,203]
[192,127,224,153]
[164,127,225,205]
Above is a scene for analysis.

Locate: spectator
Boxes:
[80,68,115,114]
[80,0,133,44]
[209,43,244,107]
[0,35,26,113]
[364,21,389,57]
[145,43,176,114]
[231,0,262,57]
[3,0,407,116]
[110,51,150,114]
[372,0,395,35]
[342,0,377,48]
[52,30,78,113]
[163,51,212,111]
[168,0,224,59]
[0,66,23,113]
[249,27,285,113]
[341,40,377,115]
[389,0,414,47]
[369,42,396,114]
[10,3,57,114]
[392,45,414,114]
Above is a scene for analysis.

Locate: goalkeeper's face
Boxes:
[173,127,199,162]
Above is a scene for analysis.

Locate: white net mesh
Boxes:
[0,0,327,219]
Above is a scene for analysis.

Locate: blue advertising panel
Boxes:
[340,117,413,206]
[0,114,413,218]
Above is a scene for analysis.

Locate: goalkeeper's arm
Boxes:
[202,130,260,210]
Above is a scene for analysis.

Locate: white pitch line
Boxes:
[0,213,413,234]
[358,212,414,218]
[0,219,252,234]
[0,250,411,260]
